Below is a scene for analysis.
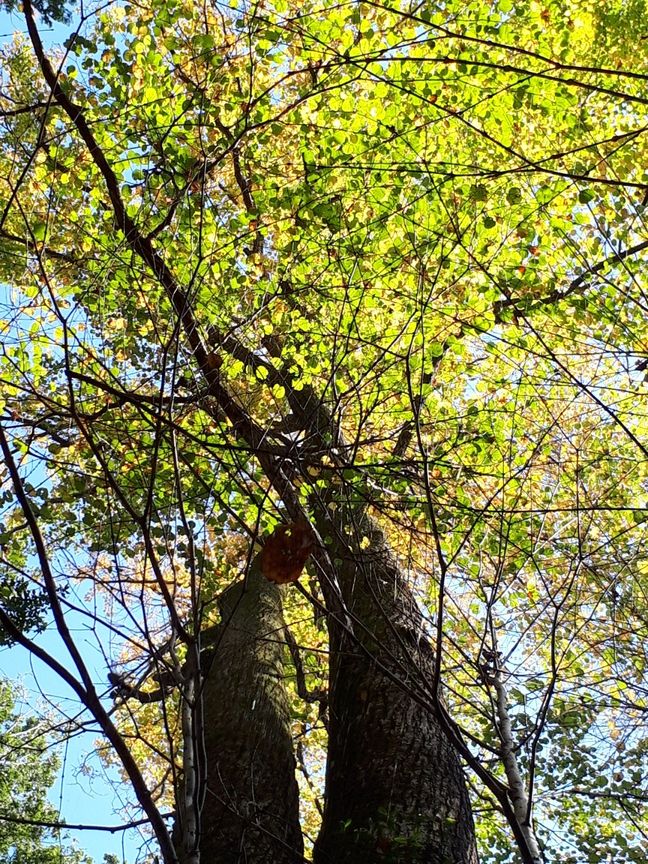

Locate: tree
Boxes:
[0,679,91,864]
[0,1,647,863]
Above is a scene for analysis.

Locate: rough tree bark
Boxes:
[186,506,478,864]
[179,566,303,864]
[312,506,478,864]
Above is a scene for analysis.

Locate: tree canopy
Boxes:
[0,1,647,863]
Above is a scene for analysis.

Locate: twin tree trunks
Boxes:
[176,513,478,864]
[16,7,479,850]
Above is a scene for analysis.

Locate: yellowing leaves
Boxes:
[106,317,127,333]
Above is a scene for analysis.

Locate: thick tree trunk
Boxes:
[178,566,303,864]
[313,511,478,864]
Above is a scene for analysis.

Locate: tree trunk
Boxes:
[178,566,303,864]
[313,511,478,864]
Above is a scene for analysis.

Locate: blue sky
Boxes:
[0,4,152,861]
[1,640,149,864]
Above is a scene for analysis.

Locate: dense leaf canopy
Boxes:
[0,1,647,862]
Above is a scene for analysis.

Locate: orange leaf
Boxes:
[260,520,315,584]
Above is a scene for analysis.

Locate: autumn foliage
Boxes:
[260,520,316,584]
